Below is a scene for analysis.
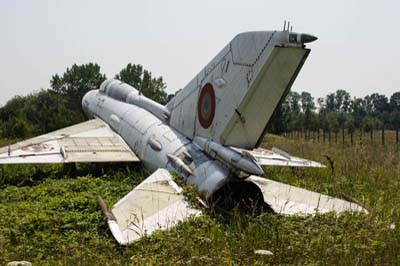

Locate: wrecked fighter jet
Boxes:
[0,27,365,245]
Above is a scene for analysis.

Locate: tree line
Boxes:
[0,63,170,139]
[1,62,398,142]
[268,90,400,139]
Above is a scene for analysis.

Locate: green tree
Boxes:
[115,63,168,104]
[390,92,400,111]
[325,93,335,112]
[51,63,106,112]
[24,90,80,134]
[5,116,31,138]
[364,93,389,114]
[301,92,315,131]
[0,95,27,122]
[0,96,32,138]
[287,91,301,113]
[300,91,315,112]
[335,89,351,113]
[351,97,366,128]
[390,110,400,129]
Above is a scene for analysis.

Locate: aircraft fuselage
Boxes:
[82,86,231,200]
[81,29,318,201]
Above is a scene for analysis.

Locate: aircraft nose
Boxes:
[82,90,96,118]
[300,34,318,43]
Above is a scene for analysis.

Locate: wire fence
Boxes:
[283,128,399,147]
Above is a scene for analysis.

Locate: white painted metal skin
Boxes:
[0,119,139,163]
[167,31,311,149]
[102,169,201,244]
[0,29,367,245]
[82,30,315,198]
[83,81,231,199]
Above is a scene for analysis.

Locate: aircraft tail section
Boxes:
[167,31,311,149]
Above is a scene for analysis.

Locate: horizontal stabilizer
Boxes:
[99,169,201,245]
[247,175,366,215]
[241,147,325,168]
[0,119,139,164]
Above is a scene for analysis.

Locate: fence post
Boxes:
[381,126,385,145]
[335,131,338,144]
[350,131,354,145]
[370,129,373,144]
[328,130,331,145]
[342,127,345,145]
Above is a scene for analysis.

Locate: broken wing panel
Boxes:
[247,175,366,215]
[0,119,139,164]
[244,147,325,168]
[99,168,201,245]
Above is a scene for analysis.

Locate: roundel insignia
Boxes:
[21,143,51,153]
[197,83,216,129]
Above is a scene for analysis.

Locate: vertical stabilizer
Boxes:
[167,31,311,149]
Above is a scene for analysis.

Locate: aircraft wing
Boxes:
[98,168,201,245]
[0,118,139,164]
[242,147,325,168]
[247,175,366,215]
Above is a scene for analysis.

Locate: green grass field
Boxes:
[0,135,399,265]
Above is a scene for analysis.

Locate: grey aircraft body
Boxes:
[0,28,365,245]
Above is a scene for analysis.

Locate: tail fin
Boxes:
[167,31,310,149]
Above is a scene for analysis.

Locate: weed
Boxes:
[0,136,399,265]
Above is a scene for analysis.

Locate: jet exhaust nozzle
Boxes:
[300,34,318,43]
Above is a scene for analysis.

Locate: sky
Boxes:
[1,0,399,106]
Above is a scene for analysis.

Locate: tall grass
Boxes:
[0,135,399,265]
